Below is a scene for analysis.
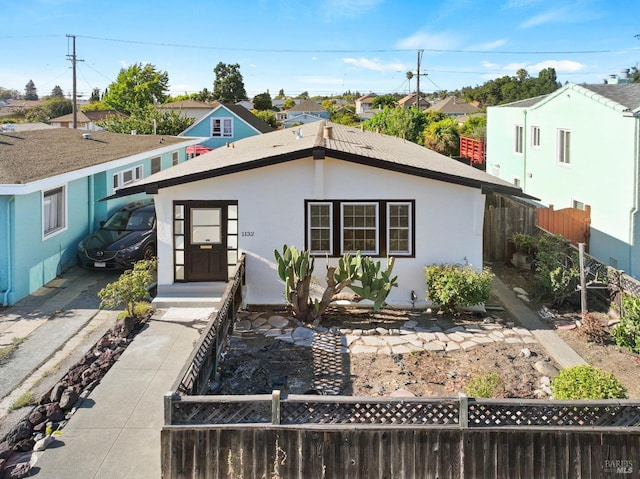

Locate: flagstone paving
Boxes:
[234,312,538,356]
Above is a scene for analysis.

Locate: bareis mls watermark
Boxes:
[604,460,633,474]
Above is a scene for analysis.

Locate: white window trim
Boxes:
[512,177,521,188]
[557,129,571,165]
[340,202,379,255]
[42,185,67,240]
[172,151,179,166]
[113,164,143,191]
[514,125,524,154]
[308,202,333,255]
[211,117,234,138]
[387,202,412,256]
[531,126,541,148]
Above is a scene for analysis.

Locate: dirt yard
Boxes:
[216,262,640,399]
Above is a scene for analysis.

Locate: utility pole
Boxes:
[66,35,84,129]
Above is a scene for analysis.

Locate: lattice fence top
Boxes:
[166,394,640,428]
[469,402,640,428]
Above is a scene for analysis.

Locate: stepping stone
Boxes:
[522,336,538,344]
[423,342,445,352]
[464,325,483,332]
[502,329,516,336]
[505,336,523,344]
[235,320,251,332]
[471,336,494,344]
[251,317,267,328]
[436,332,448,342]
[403,320,418,329]
[292,327,315,340]
[417,332,436,342]
[343,335,359,346]
[275,333,294,343]
[488,333,504,342]
[361,336,387,346]
[446,326,465,333]
[391,345,412,354]
[460,341,478,351]
[491,331,505,338]
[448,333,465,342]
[268,315,291,328]
[513,327,532,336]
[405,338,424,348]
[445,342,460,352]
[458,332,475,338]
[384,336,408,346]
[254,324,272,333]
[376,346,392,355]
[352,329,364,336]
[264,329,282,337]
[376,327,389,335]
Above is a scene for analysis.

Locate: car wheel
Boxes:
[142,245,155,260]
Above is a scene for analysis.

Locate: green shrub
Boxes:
[425,264,494,313]
[465,372,504,398]
[509,232,538,255]
[612,295,640,354]
[551,365,627,399]
[98,258,157,318]
[531,233,580,307]
[9,391,34,411]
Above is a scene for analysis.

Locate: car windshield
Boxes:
[103,209,154,231]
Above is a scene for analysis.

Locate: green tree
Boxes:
[98,105,194,135]
[103,63,169,114]
[275,88,285,100]
[0,87,20,101]
[212,62,247,102]
[364,106,427,144]
[25,97,72,122]
[253,91,273,111]
[50,85,65,98]
[424,117,460,156]
[295,91,309,100]
[372,94,397,109]
[89,87,101,103]
[630,66,640,83]
[460,115,487,138]
[24,80,38,100]
[254,110,277,128]
[330,105,359,126]
[284,98,295,109]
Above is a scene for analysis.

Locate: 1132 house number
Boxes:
[241,232,255,237]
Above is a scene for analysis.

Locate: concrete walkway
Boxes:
[31,307,213,479]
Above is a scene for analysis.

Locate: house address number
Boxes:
[241,231,255,237]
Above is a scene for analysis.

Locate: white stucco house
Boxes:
[108,121,526,308]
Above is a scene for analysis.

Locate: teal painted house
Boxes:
[179,103,273,149]
[0,128,203,306]
[486,80,640,278]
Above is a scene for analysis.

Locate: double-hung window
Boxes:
[151,156,161,174]
[306,200,413,257]
[113,165,143,190]
[172,151,179,166]
[531,126,541,147]
[211,118,233,138]
[514,125,524,154]
[558,129,570,164]
[43,186,66,238]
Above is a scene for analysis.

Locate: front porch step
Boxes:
[153,282,227,309]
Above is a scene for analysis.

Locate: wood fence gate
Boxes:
[536,204,591,251]
[483,193,537,262]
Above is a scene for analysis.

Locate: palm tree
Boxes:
[406,71,414,94]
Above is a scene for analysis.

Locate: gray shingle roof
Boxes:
[110,121,528,200]
[579,83,640,111]
[287,99,327,113]
[0,129,192,184]
[220,103,275,133]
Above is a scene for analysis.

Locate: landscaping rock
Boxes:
[59,388,79,410]
[534,361,559,378]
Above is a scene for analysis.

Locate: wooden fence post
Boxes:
[164,391,176,425]
[272,390,281,425]
[458,392,468,429]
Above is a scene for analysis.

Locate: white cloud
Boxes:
[395,31,460,51]
[520,6,571,28]
[503,62,528,71]
[468,39,508,51]
[481,61,501,69]
[343,57,405,72]
[527,60,585,72]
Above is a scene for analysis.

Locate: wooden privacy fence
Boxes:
[537,204,591,251]
[483,193,537,262]
[162,393,640,478]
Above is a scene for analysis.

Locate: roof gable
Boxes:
[180,103,274,136]
[110,122,529,200]
[288,99,327,113]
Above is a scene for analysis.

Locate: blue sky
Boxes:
[2,0,640,100]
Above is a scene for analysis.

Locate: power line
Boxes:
[74,34,640,56]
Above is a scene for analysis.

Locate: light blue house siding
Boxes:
[1,142,198,306]
[179,104,272,149]
[487,83,640,278]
